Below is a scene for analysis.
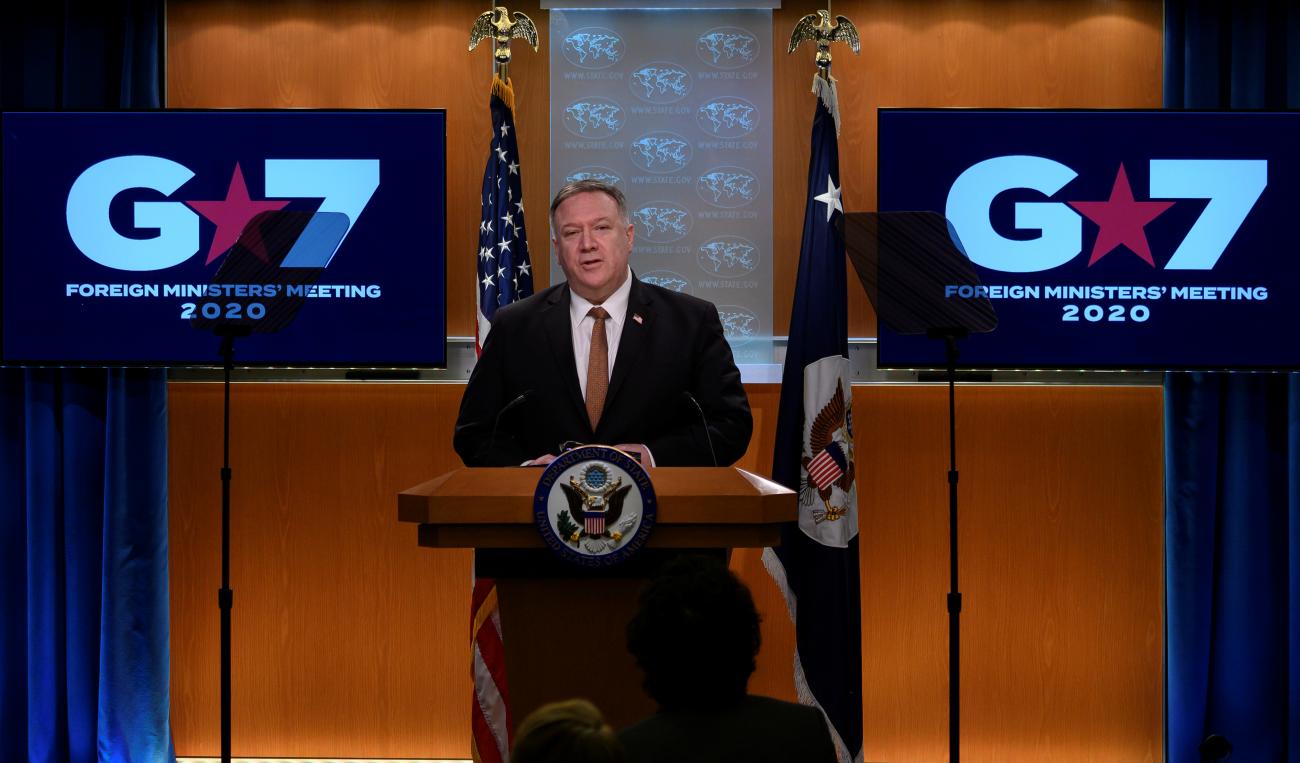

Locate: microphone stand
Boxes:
[927,326,967,763]
[477,390,531,465]
[215,325,250,763]
[841,211,993,763]
[197,211,306,763]
[682,391,718,467]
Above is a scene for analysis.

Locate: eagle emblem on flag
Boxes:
[800,376,855,524]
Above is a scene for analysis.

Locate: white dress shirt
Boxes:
[563,269,654,465]
[570,267,632,401]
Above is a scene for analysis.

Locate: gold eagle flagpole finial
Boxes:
[469,6,539,82]
[788,7,860,80]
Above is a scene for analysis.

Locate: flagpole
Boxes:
[784,12,863,763]
[467,10,537,762]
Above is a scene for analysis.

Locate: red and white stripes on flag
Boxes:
[807,442,847,490]
[584,514,606,536]
[471,577,512,763]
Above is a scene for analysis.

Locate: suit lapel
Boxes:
[541,285,589,433]
[604,277,652,421]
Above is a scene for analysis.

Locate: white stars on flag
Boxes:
[477,81,534,345]
[814,175,843,222]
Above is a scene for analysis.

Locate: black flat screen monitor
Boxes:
[2,110,447,367]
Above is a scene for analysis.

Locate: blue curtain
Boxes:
[1164,2,1300,761]
[1,4,174,762]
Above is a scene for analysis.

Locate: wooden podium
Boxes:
[398,466,795,730]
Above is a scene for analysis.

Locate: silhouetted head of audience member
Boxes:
[511,698,625,763]
[625,554,762,711]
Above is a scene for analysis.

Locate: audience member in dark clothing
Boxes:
[512,698,625,763]
[619,555,839,763]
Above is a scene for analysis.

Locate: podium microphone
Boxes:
[481,390,531,463]
[681,391,718,467]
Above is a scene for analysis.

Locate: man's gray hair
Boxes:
[549,179,630,229]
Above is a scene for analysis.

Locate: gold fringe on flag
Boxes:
[490,75,515,113]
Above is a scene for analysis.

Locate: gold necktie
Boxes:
[586,306,610,430]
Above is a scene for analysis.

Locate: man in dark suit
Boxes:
[619,555,839,763]
[454,180,752,467]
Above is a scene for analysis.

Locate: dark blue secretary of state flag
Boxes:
[764,74,863,763]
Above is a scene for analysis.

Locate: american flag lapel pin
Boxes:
[632,313,643,325]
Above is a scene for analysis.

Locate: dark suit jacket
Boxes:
[618,695,838,763]
[454,279,752,467]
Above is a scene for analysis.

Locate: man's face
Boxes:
[552,190,634,303]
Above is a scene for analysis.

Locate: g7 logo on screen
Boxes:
[65,156,380,272]
[945,156,1267,273]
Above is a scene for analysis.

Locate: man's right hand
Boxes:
[524,454,558,467]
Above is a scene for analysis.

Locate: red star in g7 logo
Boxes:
[185,163,289,265]
[1067,164,1174,267]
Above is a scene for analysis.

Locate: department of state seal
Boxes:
[533,445,657,567]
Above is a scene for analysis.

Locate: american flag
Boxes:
[472,75,532,763]
[807,442,848,489]
[476,75,535,350]
[584,512,606,536]
[471,576,510,763]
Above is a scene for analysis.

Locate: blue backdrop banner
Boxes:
[1162,1,1300,761]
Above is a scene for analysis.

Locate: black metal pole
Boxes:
[944,334,962,763]
[219,335,236,763]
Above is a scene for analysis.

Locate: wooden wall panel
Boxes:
[167,0,1161,340]
[168,382,1162,761]
[773,0,1162,336]
[167,381,794,758]
[169,383,475,757]
[855,386,1163,763]
[166,0,553,338]
[166,1,1165,759]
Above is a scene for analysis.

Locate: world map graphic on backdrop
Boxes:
[551,9,772,363]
